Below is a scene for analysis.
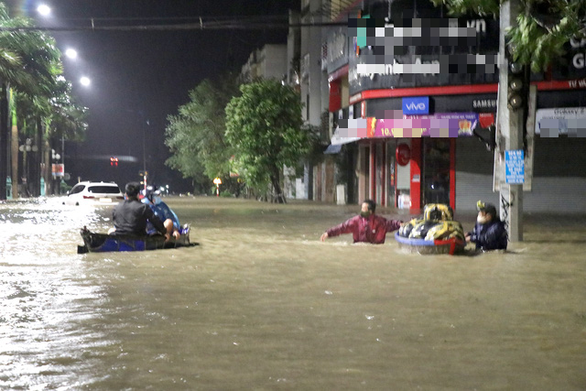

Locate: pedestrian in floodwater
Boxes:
[320,199,402,244]
[465,200,508,251]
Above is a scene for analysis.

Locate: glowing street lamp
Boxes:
[213,177,222,197]
[65,48,78,59]
[79,76,91,87]
[37,4,51,16]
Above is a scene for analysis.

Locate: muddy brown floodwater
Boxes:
[1,196,585,390]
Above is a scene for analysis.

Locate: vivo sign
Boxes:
[402,97,429,115]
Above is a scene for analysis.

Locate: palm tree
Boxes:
[43,77,88,195]
[0,3,63,199]
[14,77,87,196]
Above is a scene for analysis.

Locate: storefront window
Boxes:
[375,143,383,205]
[422,139,450,205]
[386,140,396,207]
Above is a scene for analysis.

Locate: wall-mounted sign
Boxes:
[535,107,586,137]
[472,99,497,109]
[505,150,524,184]
[371,112,479,138]
[52,164,64,177]
[402,96,429,115]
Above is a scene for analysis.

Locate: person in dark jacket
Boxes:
[465,201,508,251]
[320,199,402,244]
[110,182,167,238]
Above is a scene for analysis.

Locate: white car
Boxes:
[64,181,124,206]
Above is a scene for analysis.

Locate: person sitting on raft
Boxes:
[465,201,508,251]
[320,199,402,244]
[141,185,181,240]
[109,182,168,239]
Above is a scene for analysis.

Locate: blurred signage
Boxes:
[505,150,524,184]
[472,99,497,110]
[371,112,478,138]
[535,107,586,137]
[52,164,64,177]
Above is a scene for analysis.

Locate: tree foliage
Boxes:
[0,3,61,97]
[430,0,586,72]
[165,77,237,192]
[225,79,308,203]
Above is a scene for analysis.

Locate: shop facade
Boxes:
[325,0,586,213]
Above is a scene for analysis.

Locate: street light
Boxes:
[79,76,91,87]
[37,4,51,16]
[65,48,78,59]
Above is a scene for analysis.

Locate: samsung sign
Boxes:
[402,97,429,115]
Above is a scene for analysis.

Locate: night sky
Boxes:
[15,0,300,192]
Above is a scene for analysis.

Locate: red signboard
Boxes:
[52,164,64,177]
[396,144,411,166]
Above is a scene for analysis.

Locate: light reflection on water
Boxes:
[1,197,585,390]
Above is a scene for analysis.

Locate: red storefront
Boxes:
[343,84,497,212]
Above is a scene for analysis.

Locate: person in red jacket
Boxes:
[320,199,402,244]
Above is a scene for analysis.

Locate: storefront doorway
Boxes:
[422,139,451,206]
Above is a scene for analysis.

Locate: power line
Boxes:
[0,16,346,32]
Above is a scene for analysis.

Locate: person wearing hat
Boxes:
[465,200,508,251]
[141,185,182,239]
[110,182,168,238]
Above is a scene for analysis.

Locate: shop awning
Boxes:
[324,143,342,154]
[331,119,367,145]
[324,121,366,154]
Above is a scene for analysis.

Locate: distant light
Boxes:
[80,76,91,86]
[37,4,51,16]
[65,48,78,59]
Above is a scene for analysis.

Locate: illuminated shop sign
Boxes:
[402,97,429,115]
[369,112,478,138]
[571,38,586,70]
[535,107,586,137]
[335,112,495,141]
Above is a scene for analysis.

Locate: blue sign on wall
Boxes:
[505,150,524,184]
[402,97,429,115]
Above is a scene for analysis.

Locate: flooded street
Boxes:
[1,196,585,390]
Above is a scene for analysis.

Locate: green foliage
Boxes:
[60,180,72,193]
[165,77,237,188]
[0,3,62,97]
[45,78,88,142]
[430,0,500,17]
[225,79,308,203]
[431,0,586,72]
[15,78,88,142]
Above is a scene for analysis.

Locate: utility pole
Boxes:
[495,0,528,242]
[0,84,8,200]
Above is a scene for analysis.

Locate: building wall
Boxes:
[300,0,324,127]
[456,132,586,213]
[240,44,287,82]
[455,137,500,211]
[260,45,287,81]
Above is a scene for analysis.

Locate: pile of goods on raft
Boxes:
[395,204,465,255]
[77,225,194,253]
